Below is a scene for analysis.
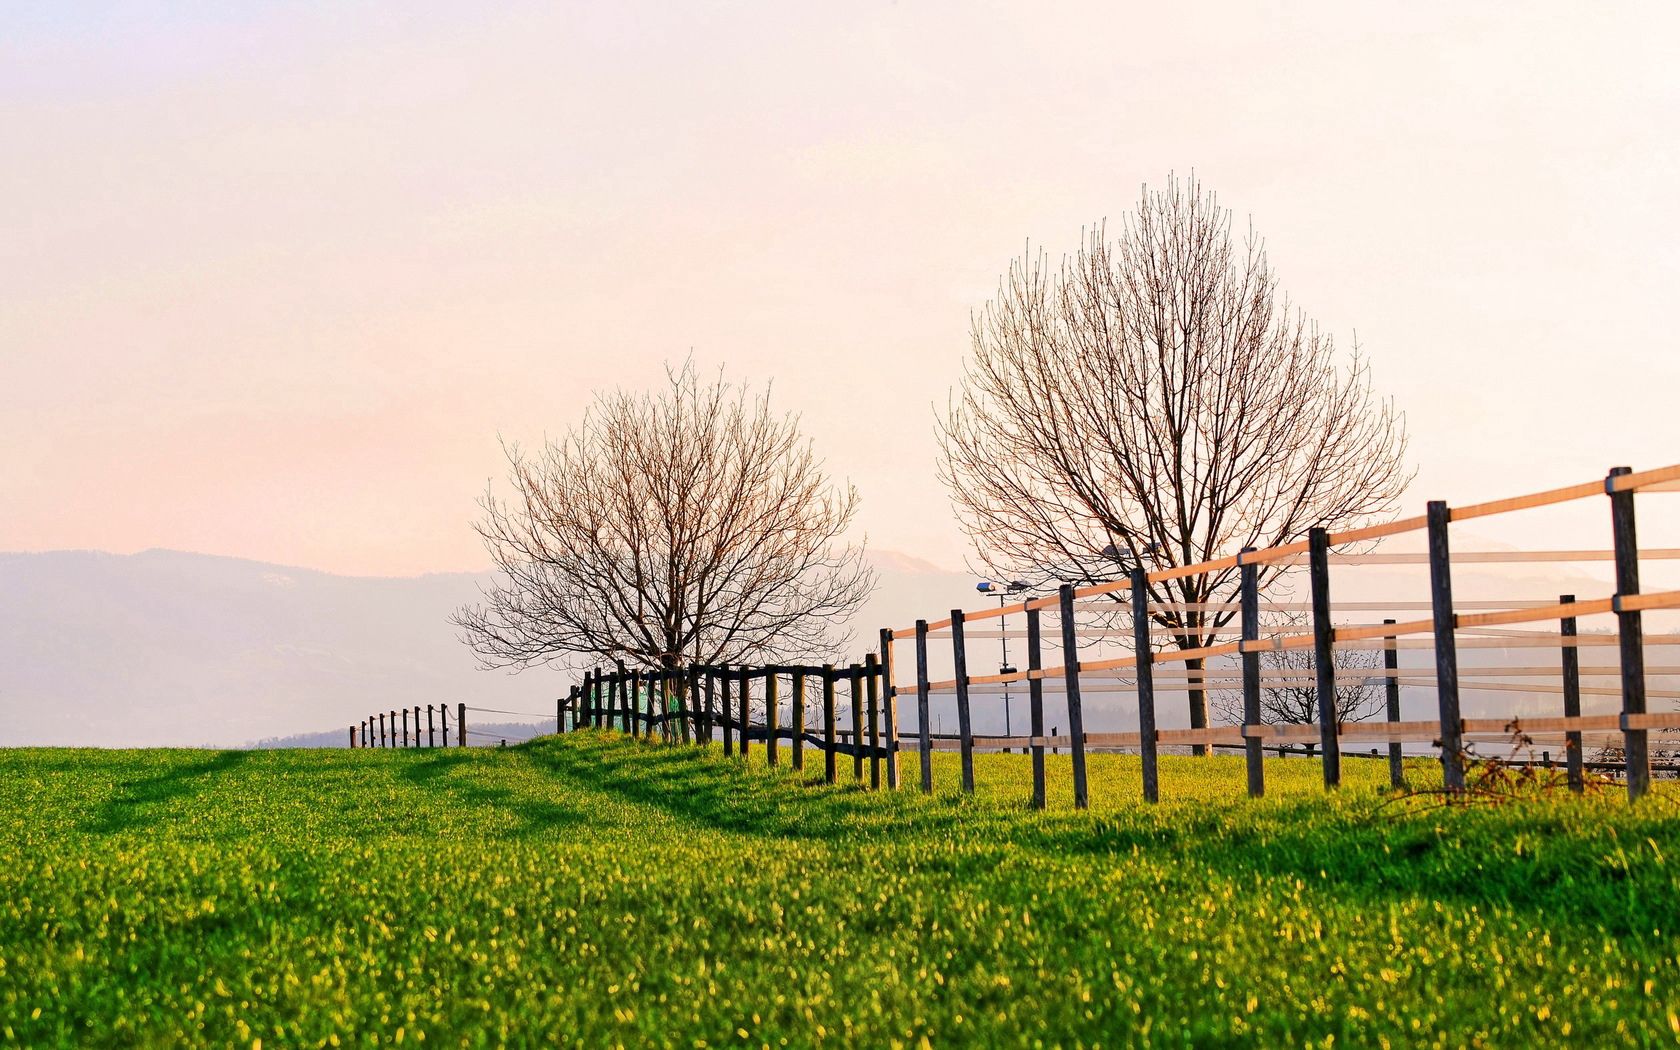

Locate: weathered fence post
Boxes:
[402,708,410,748]
[721,667,735,756]
[738,669,752,760]
[1027,604,1046,810]
[441,706,450,747]
[703,667,716,744]
[349,725,356,748]
[1239,550,1264,799]
[822,664,838,784]
[849,664,866,781]
[428,704,436,748]
[1560,595,1583,793]
[687,665,702,744]
[915,619,933,793]
[866,653,882,789]
[1309,528,1341,789]
[1058,584,1090,808]
[629,666,643,736]
[414,706,422,748]
[1128,570,1155,805]
[1608,466,1649,800]
[880,629,900,790]
[1426,500,1465,791]
[792,672,807,771]
[950,612,975,794]
[766,673,780,767]
[1383,619,1403,788]
[458,702,467,747]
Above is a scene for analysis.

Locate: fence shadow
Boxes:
[524,735,965,843]
[81,750,251,835]
[392,748,590,839]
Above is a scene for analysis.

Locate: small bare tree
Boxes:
[1213,637,1386,755]
[938,175,1410,743]
[455,362,875,673]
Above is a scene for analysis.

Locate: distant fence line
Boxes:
[353,463,1680,805]
[348,703,555,749]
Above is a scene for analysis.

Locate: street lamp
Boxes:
[976,579,1031,738]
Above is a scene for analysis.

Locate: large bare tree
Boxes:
[456,362,875,673]
[938,175,1410,741]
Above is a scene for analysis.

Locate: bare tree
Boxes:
[1212,634,1386,755]
[455,362,875,673]
[938,175,1410,743]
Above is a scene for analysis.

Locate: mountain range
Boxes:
[1,542,1659,748]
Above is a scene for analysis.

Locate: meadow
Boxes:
[1,734,1677,1048]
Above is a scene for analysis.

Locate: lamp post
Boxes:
[976,580,1030,739]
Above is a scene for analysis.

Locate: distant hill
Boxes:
[4,541,1654,749]
[0,547,974,748]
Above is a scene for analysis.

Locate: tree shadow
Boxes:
[80,750,251,835]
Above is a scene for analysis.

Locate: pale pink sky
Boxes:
[5,2,1679,576]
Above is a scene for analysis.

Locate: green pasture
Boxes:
[1,734,1676,1047]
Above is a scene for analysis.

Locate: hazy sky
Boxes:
[5,2,1678,576]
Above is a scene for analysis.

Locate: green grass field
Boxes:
[2,734,1677,1048]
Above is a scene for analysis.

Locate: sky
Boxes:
[4,1,1679,577]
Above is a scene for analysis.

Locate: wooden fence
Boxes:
[358,463,1680,805]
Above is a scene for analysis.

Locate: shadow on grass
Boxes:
[530,734,1680,937]
[523,733,971,844]
[392,747,590,839]
[81,750,252,834]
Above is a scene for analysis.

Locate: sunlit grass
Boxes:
[0,733,1675,1046]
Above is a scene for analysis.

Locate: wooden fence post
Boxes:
[458,702,467,747]
[1560,595,1584,794]
[792,672,806,772]
[721,667,735,756]
[849,664,866,781]
[414,706,422,748]
[951,612,975,793]
[866,653,881,790]
[1127,570,1154,805]
[402,708,410,748]
[1608,466,1649,800]
[1309,528,1341,789]
[766,673,780,767]
[822,665,838,784]
[629,667,642,736]
[703,667,716,744]
[428,704,437,748]
[1426,500,1465,791]
[738,669,751,760]
[441,706,450,747]
[1027,604,1046,810]
[1383,619,1403,788]
[349,725,356,748]
[1239,550,1264,799]
[687,665,702,744]
[1052,583,1086,807]
[915,620,933,793]
[880,629,900,790]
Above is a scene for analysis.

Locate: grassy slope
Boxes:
[1,735,1677,1048]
